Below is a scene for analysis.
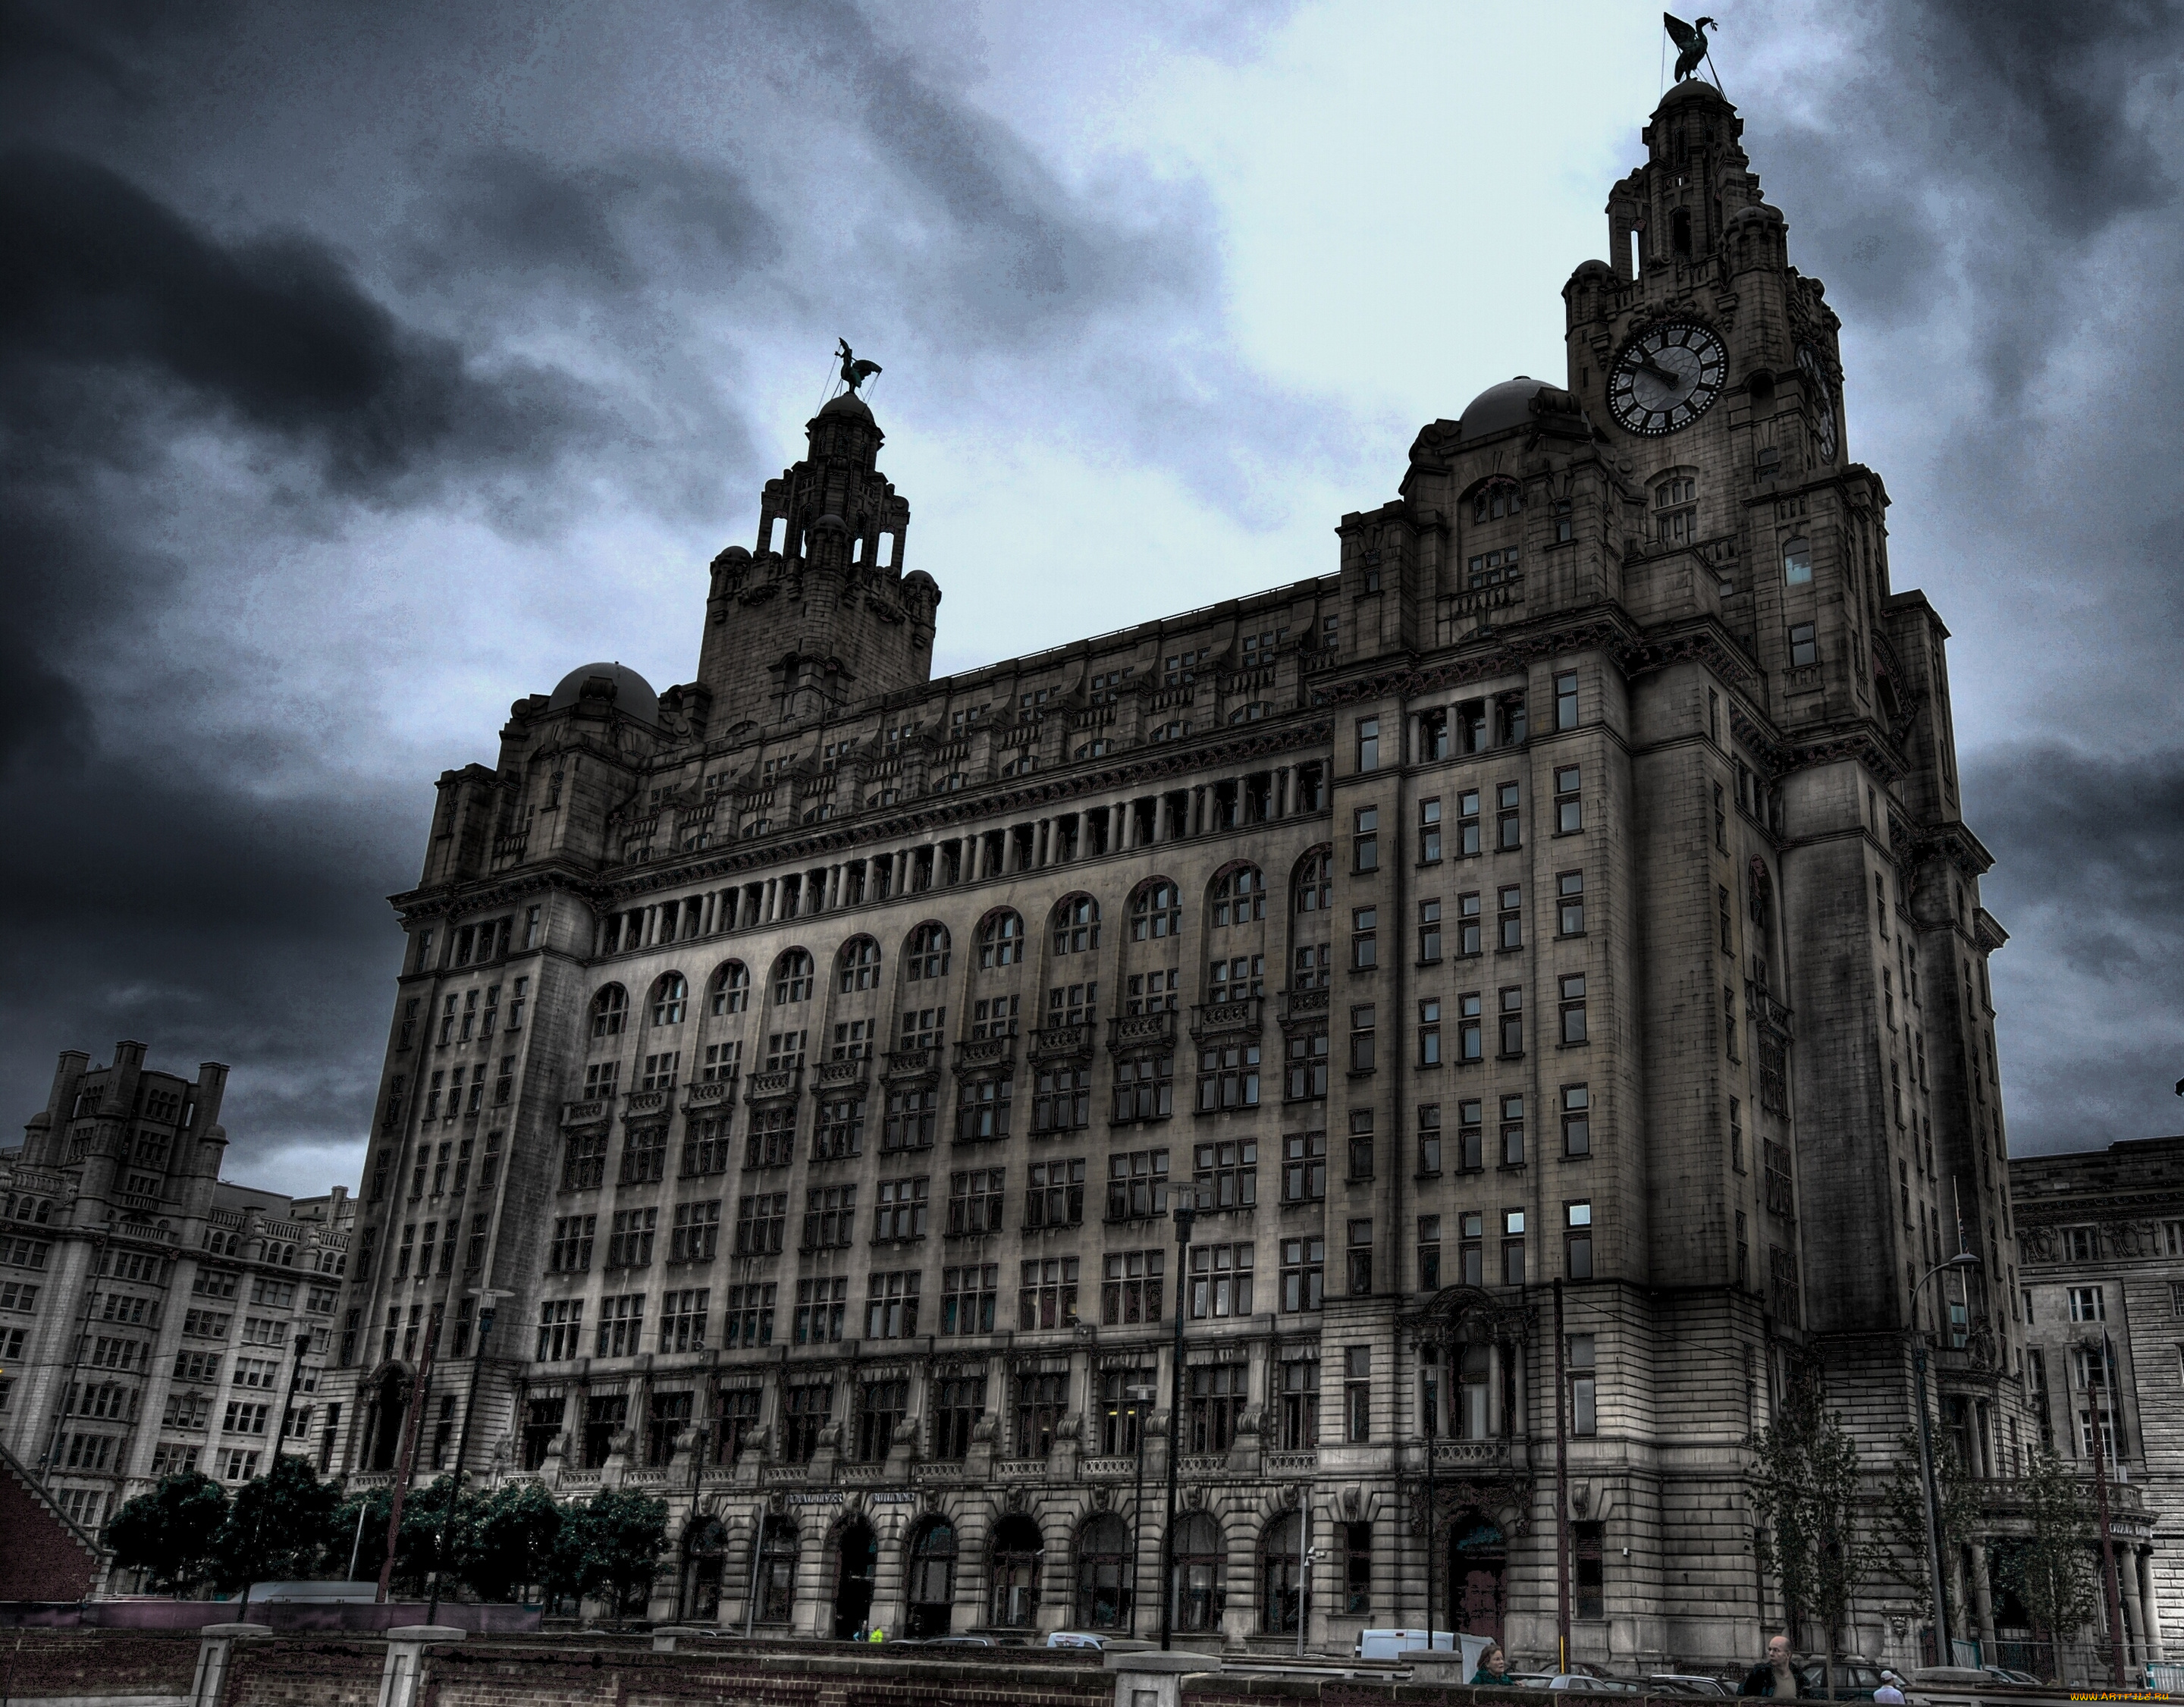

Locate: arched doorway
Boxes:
[754,1517,798,1626]
[681,1515,728,1623]
[366,1370,408,1472]
[832,1517,877,1638]
[1448,1509,1506,1641]
[990,1512,1044,1629]
[1262,1511,1302,1634]
[1075,1513,1131,1630]
[905,1518,958,1639]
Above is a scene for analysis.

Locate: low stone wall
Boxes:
[0,1630,200,1700]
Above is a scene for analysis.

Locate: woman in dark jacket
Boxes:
[1471,1645,1516,1687]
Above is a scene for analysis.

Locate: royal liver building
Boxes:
[326,75,2041,1668]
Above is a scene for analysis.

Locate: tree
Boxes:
[461,1482,562,1604]
[211,1454,344,1592]
[1747,1373,1867,1660]
[1878,1429,1986,1635]
[546,1490,667,1626]
[107,1471,230,1595]
[1992,1447,2098,1671]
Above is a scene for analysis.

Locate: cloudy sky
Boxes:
[2,0,2179,1197]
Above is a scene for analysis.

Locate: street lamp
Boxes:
[1159,1202,1197,1651]
[427,1288,509,1626]
[1126,1382,1157,1638]
[1909,1252,1978,1665]
[275,1331,314,1464]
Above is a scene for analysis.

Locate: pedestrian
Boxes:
[1874,1670,1905,1703]
[1472,1645,1515,1687]
[1739,1634,1799,1697]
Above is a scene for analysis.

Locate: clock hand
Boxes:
[1637,356,1682,387]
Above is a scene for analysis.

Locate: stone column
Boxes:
[1969,1540,1997,1650]
[376,1626,466,1707]
[1109,1652,1203,1707]
[1276,766,1292,817]
[2140,1548,2165,1661]
[189,1624,270,1707]
[762,877,779,923]
[2120,1553,2149,1671]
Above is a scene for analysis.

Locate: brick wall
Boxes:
[0,1630,199,1697]
[0,1442,102,1602]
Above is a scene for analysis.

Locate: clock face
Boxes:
[1798,344,1839,462]
[1608,322,1727,435]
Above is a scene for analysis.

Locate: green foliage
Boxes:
[1878,1426,1986,1628]
[1992,1447,2098,1646]
[545,1490,668,1625]
[463,1481,563,1604]
[106,1471,230,1594]
[210,1453,343,1592]
[1746,1373,1866,1658]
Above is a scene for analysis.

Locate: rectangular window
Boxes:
[1186,1242,1252,1317]
[1112,1055,1174,1123]
[1460,1210,1484,1286]
[1503,1209,1526,1286]
[668,1200,720,1263]
[1191,1139,1256,1210]
[662,1287,714,1353]
[947,1168,1006,1236]
[1353,806,1379,872]
[1280,1357,1320,1449]
[1018,1257,1079,1329]
[1016,1371,1071,1458]
[1574,1519,1605,1619]
[1789,622,1818,668]
[1417,1103,1442,1175]
[1356,717,1380,773]
[1031,1066,1091,1133]
[1100,1250,1164,1325]
[1497,780,1521,849]
[792,1276,847,1345]
[1197,1042,1261,1112]
[1344,1344,1371,1441]
[1348,1005,1376,1075]
[1555,765,1582,833]
[864,1270,921,1338]
[2069,1286,2106,1323]
[731,1193,785,1257]
[1347,1219,1373,1297]
[1500,1094,1525,1166]
[606,1206,657,1267]
[1188,1363,1248,1452]
[1498,885,1522,949]
[1499,987,1523,1057]
[1458,993,1483,1061]
[746,1105,796,1169]
[1562,1085,1591,1157]
[883,1087,939,1152]
[1457,789,1481,855]
[1417,998,1442,1065]
[1285,1030,1329,1100]
[939,1265,996,1335]
[1567,1201,1594,1279]
[1559,974,1587,1044]
[619,1126,667,1185]
[956,1075,1013,1143]
[802,1185,855,1250]
[1417,1214,1442,1289]
[873,1177,930,1241]
[595,1294,645,1358]
[814,1097,864,1160]
[1024,1158,1086,1227]
[1348,1109,1376,1180]
[1555,670,1578,730]
[1419,799,1442,866]
[1283,1131,1328,1202]
[1281,1237,1326,1311]
[1106,1150,1170,1219]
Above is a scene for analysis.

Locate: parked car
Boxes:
[1981,1667,2041,1687]
[920,1636,1001,1649]
[1515,1676,1643,1693]
[1794,1658,1889,1701]
[1044,1630,1153,1652]
[1646,1678,1731,1697]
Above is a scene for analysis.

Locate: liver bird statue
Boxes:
[1664,13,1716,83]
[836,338,882,396]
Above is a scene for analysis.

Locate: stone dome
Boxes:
[1658,77,1731,109]
[1460,376,1552,442]
[547,661,660,725]
[818,391,874,422]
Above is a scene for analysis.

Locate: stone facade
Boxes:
[0,1042,355,1536]
[2010,1137,2181,1670]
[321,78,2042,1670]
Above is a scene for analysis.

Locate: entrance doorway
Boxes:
[905,1518,957,1639]
[366,1372,408,1471]
[990,1513,1044,1628]
[1448,1510,1506,1641]
[831,1517,877,1637]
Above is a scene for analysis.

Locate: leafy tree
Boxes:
[334,1477,475,1596]
[1878,1428,1986,1634]
[1991,1447,2097,1668]
[107,1471,230,1594]
[328,1486,396,1586]
[461,1482,562,1604]
[1747,1372,1866,1660]
[211,1454,343,1592]
[546,1490,667,1626]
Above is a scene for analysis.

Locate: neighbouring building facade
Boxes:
[0,1043,355,1537]
[320,74,2059,1669]
[2011,1137,2182,1671]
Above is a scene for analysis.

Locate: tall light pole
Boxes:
[1159,1203,1197,1651]
[428,1288,509,1625]
[1127,1382,1156,1638]
[275,1331,314,1465]
[1910,1252,1978,1665]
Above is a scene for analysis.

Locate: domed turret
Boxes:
[547,662,660,726]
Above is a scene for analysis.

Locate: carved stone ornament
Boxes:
[766,1492,788,1517]
[921,1487,945,1514]
[1183,1483,1206,1511]
[1090,1485,1112,1512]
[1004,1486,1028,1514]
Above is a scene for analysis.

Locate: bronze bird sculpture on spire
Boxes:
[1664,13,1716,83]
[837,339,882,397]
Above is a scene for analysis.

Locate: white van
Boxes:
[1353,1631,1492,1674]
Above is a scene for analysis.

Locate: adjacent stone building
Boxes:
[2010,1137,2181,1671]
[322,75,2042,1669]
[0,1043,355,1536]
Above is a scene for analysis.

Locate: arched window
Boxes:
[905,924,951,981]
[589,985,628,1039]
[1053,896,1100,956]
[756,1517,799,1624]
[771,949,814,1005]
[1131,880,1181,942]
[906,1519,959,1639]
[1075,1513,1133,1630]
[978,911,1025,969]
[1294,852,1332,914]
[1170,1511,1223,1633]
[650,973,688,1026]
[990,1512,1044,1627]
[708,962,750,1015]
[838,937,881,993]
[1262,1511,1304,1633]
[1211,865,1266,927]
[1782,535,1813,585]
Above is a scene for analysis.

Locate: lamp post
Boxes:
[275,1330,314,1464]
[427,1288,508,1625]
[1127,1382,1157,1638]
[1909,1252,1978,1665]
[1159,1203,1197,1651]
